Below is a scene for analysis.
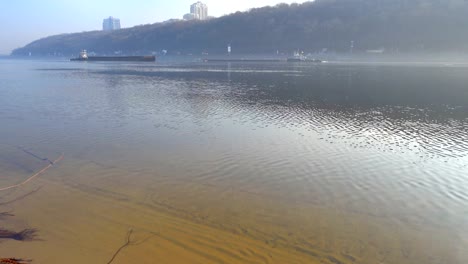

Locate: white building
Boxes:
[102,16,121,31]
[190,2,208,20]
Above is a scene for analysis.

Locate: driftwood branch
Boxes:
[106,229,133,264]
[17,147,53,165]
[0,188,42,206]
[0,153,63,192]
[0,212,14,219]
[106,228,158,264]
[0,258,30,264]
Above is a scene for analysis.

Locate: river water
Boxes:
[0,58,467,264]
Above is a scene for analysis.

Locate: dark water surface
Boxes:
[0,59,467,263]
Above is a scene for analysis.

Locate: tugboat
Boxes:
[287,51,306,62]
[70,50,155,62]
[287,51,322,63]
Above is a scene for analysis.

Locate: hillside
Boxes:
[12,0,468,56]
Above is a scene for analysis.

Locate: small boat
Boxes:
[287,51,306,62]
[287,52,322,63]
[71,50,155,62]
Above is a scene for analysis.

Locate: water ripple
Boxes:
[2,60,468,233]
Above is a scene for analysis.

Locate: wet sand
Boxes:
[1,156,465,264]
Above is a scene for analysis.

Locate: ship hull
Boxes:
[71,56,155,62]
[287,58,322,63]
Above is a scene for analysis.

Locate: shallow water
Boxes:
[0,58,467,263]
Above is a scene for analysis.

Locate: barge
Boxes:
[71,50,155,62]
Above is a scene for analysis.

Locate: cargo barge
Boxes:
[70,50,155,62]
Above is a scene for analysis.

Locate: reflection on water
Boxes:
[0,59,467,263]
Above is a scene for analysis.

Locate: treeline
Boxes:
[12,0,468,56]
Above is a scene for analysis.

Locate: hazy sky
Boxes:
[0,0,309,54]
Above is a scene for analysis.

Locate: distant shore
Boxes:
[7,52,468,66]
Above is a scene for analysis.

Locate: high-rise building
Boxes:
[190,2,208,20]
[102,16,121,31]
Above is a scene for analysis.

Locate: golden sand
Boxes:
[0,157,466,263]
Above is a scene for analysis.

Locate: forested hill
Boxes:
[12,0,468,56]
